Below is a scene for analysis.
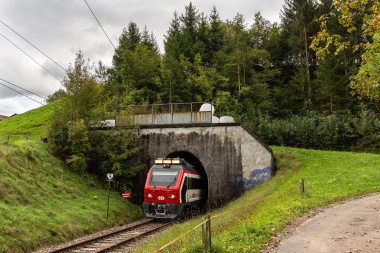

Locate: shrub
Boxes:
[243,107,380,152]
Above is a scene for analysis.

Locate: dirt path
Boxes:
[261,193,380,253]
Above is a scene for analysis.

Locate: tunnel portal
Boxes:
[136,124,274,208]
[165,150,209,206]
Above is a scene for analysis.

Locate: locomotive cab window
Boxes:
[149,169,179,186]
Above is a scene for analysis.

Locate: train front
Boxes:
[142,158,184,219]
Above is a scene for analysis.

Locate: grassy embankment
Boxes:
[135,147,380,253]
[0,102,58,141]
[0,105,143,253]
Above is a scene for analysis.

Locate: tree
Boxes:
[179,2,201,61]
[208,6,225,62]
[49,51,145,191]
[88,130,145,191]
[249,12,272,49]
[120,44,161,104]
[313,54,354,113]
[49,51,105,165]
[311,0,379,109]
[162,4,204,103]
[107,22,161,105]
[221,13,249,101]
[62,52,104,122]
[353,36,380,107]
[66,119,90,173]
[280,0,320,110]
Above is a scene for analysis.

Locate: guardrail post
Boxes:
[202,215,211,253]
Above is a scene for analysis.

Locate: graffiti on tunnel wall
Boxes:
[243,166,273,190]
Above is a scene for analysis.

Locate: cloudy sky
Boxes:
[0,0,284,117]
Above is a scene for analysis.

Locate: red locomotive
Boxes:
[142,158,207,219]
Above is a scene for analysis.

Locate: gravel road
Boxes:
[261,193,380,253]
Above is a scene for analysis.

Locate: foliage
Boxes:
[243,106,380,152]
[107,22,161,106]
[311,0,380,105]
[134,146,380,252]
[351,33,380,103]
[48,51,102,160]
[93,2,380,152]
[66,119,90,173]
[88,130,146,191]
[48,52,144,192]
[97,1,380,120]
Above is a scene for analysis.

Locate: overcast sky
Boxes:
[0,0,284,117]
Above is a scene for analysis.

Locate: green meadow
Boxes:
[134,146,380,253]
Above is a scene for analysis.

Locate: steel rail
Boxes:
[48,220,170,253]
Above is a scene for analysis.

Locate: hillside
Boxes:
[0,140,142,253]
[0,102,58,140]
[0,104,143,253]
[134,147,380,252]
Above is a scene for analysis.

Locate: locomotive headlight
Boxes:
[147,193,154,198]
[168,194,176,199]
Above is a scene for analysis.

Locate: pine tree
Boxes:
[280,0,319,110]
[179,2,201,62]
[107,22,161,105]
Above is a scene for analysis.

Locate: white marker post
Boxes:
[106,173,113,219]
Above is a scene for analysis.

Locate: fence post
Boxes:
[202,215,211,253]
[300,178,305,194]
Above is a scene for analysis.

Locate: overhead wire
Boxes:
[0,80,59,112]
[0,78,47,101]
[0,19,66,71]
[1,1,115,114]
[0,31,62,82]
[0,81,46,107]
[83,0,117,50]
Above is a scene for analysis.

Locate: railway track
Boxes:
[48,220,170,253]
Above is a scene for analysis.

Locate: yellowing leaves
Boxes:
[312,0,380,102]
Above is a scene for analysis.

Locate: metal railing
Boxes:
[115,102,213,126]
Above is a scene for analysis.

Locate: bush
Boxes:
[244,107,379,152]
[353,134,380,153]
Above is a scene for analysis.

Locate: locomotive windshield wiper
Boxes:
[167,176,177,188]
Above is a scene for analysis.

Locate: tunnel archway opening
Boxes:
[165,151,209,208]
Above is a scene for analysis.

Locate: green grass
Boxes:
[134,146,380,253]
[0,101,59,141]
[2,104,379,252]
[0,141,142,253]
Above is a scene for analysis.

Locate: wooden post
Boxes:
[202,215,211,253]
[300,178,305,194]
